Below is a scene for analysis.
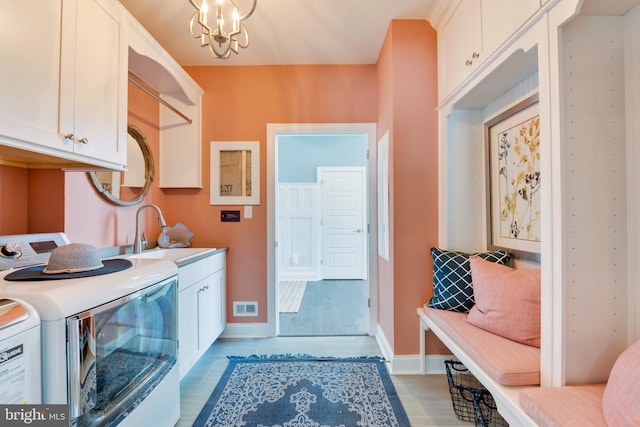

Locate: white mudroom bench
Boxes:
[418,306,640,426]
[417,306,539,426]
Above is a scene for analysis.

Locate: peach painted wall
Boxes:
[1,28,441,357]
[164,65,378,323]
[0,165,29,234]
[28,169,64,233]
[0,162,63,235]
[376,20,441,355]
[377,25,396,349]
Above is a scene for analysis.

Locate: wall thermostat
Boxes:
[221,210,241,222]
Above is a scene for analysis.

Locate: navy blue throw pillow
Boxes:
[426,247,510,312]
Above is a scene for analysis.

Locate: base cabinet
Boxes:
[178,251,226,379]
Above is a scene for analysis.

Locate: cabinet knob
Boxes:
[472,52,480,59]
[77,137,88,145]
[465,59,473,66]
[63,133,75,141]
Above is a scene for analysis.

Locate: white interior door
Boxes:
[319,167,367,280]
[277,183,321,281]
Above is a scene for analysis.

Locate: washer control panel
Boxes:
[0,233,70,271]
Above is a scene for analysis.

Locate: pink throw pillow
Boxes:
[602,338,640,426]
[467,257,541,347]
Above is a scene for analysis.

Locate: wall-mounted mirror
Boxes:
[88,125,155,206]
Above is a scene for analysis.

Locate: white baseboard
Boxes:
[375,324,455,375]
[278,274,321,281]
[375,324,422,374]
[221,322,274,338]
[375,323,393,363]
[424,354,457,374]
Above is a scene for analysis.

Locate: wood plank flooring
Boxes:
[279,280,369,336]
[178,336,470,427]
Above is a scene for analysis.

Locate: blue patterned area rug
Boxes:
[192,355,410,427]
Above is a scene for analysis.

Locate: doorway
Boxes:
[266,123,378,337]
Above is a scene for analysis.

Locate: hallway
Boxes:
[279,280,369,336]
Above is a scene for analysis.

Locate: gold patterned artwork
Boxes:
[489,99,541,254]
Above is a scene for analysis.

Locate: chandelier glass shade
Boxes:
[188,0,257,59]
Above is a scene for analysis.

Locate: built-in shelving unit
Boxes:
[430,0,640,388]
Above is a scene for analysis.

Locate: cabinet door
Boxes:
[197,279,216,352]
[60,0,126,165]
[481,0,540,58]
[440,0,480,98]
[0,1,69,152]
[178,284,199,379]
[210,269,225,339]
[197,269,226,352]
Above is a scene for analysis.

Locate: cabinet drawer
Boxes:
[178,252,225,290]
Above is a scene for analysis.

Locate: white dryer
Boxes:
[0,298,41,404]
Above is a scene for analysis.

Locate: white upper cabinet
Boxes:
[0,0,126,169]
[438,0,540,101]
[0,1,67,155]
[440,0,480,101]
[60,0,127,167]
[481,0,540,58]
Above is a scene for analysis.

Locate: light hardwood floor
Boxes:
[177,336,470,427]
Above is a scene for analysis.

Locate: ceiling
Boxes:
[119,0,438,66]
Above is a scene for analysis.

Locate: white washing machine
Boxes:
[0,298,41,404]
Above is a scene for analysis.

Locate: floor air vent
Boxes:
[233,301,258,317]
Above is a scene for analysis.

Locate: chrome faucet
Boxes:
[134,204,167,254]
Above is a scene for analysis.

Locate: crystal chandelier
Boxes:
[188,0,257,59]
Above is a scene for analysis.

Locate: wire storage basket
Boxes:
[444,360,509,427]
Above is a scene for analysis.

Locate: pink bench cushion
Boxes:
[425,306,540,385]
[520,385,607,427]
[602,338,640,426]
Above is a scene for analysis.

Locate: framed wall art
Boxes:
[210,141,260,205]
[486,94,541,255]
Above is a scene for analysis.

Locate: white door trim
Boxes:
[267,123,378,337]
